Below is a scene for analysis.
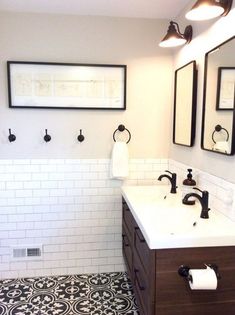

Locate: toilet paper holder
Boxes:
[178,264,221,282]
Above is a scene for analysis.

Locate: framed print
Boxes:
[7,61,127,110]
[216,67,235,110]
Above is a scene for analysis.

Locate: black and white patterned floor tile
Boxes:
[0,272,139,315]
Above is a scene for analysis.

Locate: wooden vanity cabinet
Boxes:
[122,197,155,315]
[122,197,235,315]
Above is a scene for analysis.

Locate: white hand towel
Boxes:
[213,141,230,153]
[110,141,129,179]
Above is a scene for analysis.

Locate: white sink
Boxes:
[121,185,235,249]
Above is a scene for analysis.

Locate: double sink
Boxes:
[121,185,235,250]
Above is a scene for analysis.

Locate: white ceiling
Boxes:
[0,0,192,19]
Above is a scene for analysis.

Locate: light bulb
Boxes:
[159,38,187,47]
[186,3,225,20]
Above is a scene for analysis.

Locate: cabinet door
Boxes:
[155,247,235,315]
[134,227,153,274]
[133,251,155,315]
[122,197,155,315]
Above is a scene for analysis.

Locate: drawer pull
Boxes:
[134,268,145,291]
[122,234,130,247]
[135,228,145,243]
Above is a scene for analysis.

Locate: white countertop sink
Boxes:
[121,185,235,249]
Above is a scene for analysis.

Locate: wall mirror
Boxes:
[201,36,235,155]
[173,60,197,146]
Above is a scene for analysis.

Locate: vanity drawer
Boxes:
[133,251,154,315]
[156,302,235,315]
[122,198,137,241]
[156,247,235,272]
[122,224,133,277]
[134,227,154,274]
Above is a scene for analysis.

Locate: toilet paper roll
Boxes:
[189,266,217,290]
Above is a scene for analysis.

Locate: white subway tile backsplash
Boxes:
[48,159,65,165]
[6,182,24,189]
[13,159,31,165]
[1,174,14,181]
[15,190,33,198]
[14,173,31,181]
[33,189,50,197]
[41,181,58,189]
[24,181,41,189]
[169,159,235,221]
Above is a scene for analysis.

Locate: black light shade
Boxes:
[186,0,233,21]
[159,21,193,48]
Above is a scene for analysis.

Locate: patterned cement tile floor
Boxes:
[0,272,139,315]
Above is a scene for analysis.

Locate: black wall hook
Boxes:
[44,129,51,142]
[77,129,85,142]
[8,129,16,142]
[113,124,131,144]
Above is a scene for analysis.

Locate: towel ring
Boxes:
[212,125,229,143]
[113,124,131,144]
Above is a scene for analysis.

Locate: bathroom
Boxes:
[0,0,235,314]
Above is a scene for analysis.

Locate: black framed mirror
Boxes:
[173,60,197,147]
[201,36,235,155]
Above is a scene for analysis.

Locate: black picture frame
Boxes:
[216,67,235,110]
[7,61,127,110]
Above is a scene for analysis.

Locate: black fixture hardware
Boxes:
[113,124,131,144]
[212,124,229,143]
[158,170,178,194]
[44,129,51,142]
[178,264,221,282]
[159,21,192,48]
[182,187,210,219]
[178,265,192,282]
[186,0,233,21]
[8,129,16,142]
[77,129,85,142]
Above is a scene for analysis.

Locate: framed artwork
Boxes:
[7,61,127,110]
[216,67,235,110]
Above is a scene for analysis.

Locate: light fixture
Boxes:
[159,21,193,48]
[186,0,233,21]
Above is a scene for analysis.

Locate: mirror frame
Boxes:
[173,60,197,147]
[201,36,235,156]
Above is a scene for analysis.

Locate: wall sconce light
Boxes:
[159,21,193,48]
[185,0,233,21]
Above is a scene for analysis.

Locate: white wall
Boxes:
[0,12,173,159]
[0,11,174,279]
[169,1,235,183]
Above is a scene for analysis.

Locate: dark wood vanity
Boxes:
[122,197,235,315]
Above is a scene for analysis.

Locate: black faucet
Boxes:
[182,187,210,219]
[158,170,177,194]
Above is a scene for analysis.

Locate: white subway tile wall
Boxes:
[169,159,235,221]
[0,158,234,280]
[0,158,167,280]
